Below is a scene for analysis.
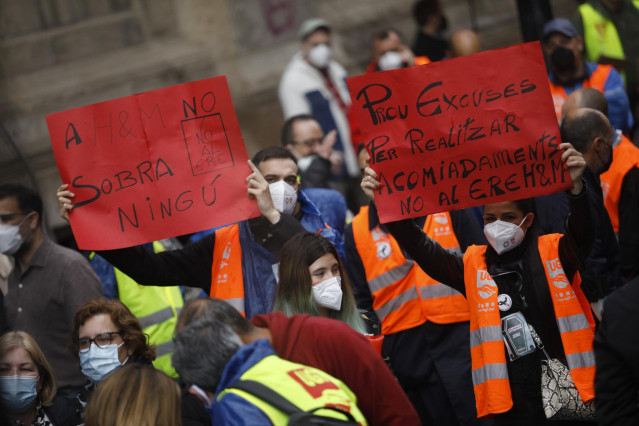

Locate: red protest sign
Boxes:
[47,76,259,250]
[347,42,570,223]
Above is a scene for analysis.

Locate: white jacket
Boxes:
[278,53,359,177]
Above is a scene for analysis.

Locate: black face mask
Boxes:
[550,46,576,72]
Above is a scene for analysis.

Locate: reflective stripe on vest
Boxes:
[580,3,625,64]
[155,340,175,358]
[463,234,595,417]
[115,240,184,378]
[539,234,595,403]
[353,207,468,335]
[138,306,182,329]
[600,134,639,232]
[548,64,612,120]
[217,353,368,425]
[210,224,246,316]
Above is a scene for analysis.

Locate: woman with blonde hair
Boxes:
[0,331,73,425]
[274,232,366,333]
[85,363,181,426]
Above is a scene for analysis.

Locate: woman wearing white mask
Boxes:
[0,331,72,425]
[274,233,366,334]
[361,143,598,425]
[70,298,156,422]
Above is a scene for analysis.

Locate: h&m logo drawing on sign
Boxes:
[181,92,234,176]
[477,270,497,299]
[545,258,570,289]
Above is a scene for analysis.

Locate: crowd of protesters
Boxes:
[1,1,639,425]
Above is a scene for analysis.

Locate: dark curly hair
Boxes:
[70,298,156,362]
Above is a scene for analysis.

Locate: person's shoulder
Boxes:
[280,53,309,79]
[45,393,83,425]
[328,59,347,75]
[47,239,91,265]
[623,166,639,187]
[596,62,624,81]
[301,315,363,337]
[604,277,639,320]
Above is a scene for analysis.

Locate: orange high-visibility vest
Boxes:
[353,206,469,335]
[463,234,595,418]
[415,56,431,66]
[548,64,612,120]
[600,134,639,232]
[210,224,245,315]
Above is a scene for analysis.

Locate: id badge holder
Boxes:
[502,312,536,361]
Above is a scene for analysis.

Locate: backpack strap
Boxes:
[227,379,303,416]
[227,380,358,423]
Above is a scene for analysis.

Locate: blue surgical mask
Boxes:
[0,214,31,256]
[0,375,38,413]
[79,343,126,383]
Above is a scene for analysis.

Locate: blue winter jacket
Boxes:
[212,339,280,425]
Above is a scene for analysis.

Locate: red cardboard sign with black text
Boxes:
[47,76,259,250]
[347,42,570,223]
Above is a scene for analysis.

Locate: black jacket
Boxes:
[298,155,332,189]
[98,214,305,295]
[536,167,622,295]
[618,167,639,279]
[181,381,212,426]
[594,275,639,425]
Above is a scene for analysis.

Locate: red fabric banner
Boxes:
[47,76,259,250]
[347,42,570,223]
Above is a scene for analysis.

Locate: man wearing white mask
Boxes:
[366,28,430,73]
[0,184,102,396]
[57,147,343,319]
[278,18,360,188]
[250,146,345,261]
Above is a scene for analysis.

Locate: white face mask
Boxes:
[378,51,403,71]
[0,214,29,256]
[268,181,298,215]
[483,215,528,255]
[308,44,332,69]
[312,276,343,311]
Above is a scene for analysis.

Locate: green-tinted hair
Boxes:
[274,233,366,334]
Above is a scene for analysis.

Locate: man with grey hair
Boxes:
[173,319,244,405]
[173,318,367,424]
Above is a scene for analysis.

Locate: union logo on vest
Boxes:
[476,270,497,299]
[545,258,569,288]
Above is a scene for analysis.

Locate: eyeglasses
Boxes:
[76,332,121,352]
[0,212,29,224]
[265,175,299,187]
[293,138,323,148]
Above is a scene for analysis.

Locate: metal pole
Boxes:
[515,0,553,42]
[468,0,479,32]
